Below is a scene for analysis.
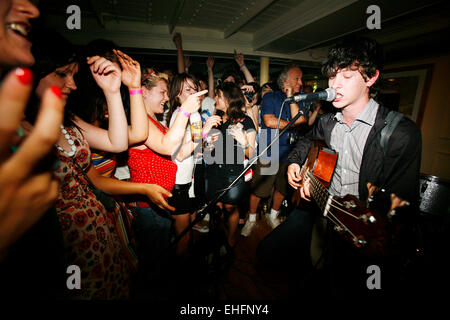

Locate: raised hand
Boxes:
[180,90,208,114]
[87,56,122,94]
[114,49,141,89]
[227,124,247,146]
[0,68,65,255]
[184,55,191,72]
[234,49,245,67]
[202,115,221,137]
[241,84,257,106]
[206,55,215,70]
[173,32,182,49]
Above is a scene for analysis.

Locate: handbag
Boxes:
[71,158,138,271]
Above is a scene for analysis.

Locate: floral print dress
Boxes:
[54,126,132,300]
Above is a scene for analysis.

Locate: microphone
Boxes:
[285,88,336,103]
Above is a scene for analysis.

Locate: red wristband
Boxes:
[129,89,143,95]
[178,108,190,118]
[177,49,183,53]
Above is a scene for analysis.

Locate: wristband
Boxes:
[177,49,183,53]
[239,63,246,69]
[178,108,190,118]
[129,89,143,95]
[202,131,208,139]
[242,143,250,150]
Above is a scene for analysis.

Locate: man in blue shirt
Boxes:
[241,64,308,236]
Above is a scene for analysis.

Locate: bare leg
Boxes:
[172,213,191,256]
[249,193,261,215]
[272,190,285,211]
[224,204,239,247]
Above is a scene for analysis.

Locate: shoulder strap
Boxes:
[148,115,168,133]
[380,111,403,154]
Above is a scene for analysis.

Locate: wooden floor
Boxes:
[185,214,291,301]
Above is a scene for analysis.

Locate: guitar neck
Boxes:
[304,169,331,212]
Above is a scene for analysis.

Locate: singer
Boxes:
[258,37,422,297]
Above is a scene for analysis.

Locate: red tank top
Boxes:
[128,116,177,193]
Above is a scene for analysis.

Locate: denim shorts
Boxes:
[205,164,249,205]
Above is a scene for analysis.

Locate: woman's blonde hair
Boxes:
[141,67,169,89]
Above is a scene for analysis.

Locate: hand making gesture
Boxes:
[87,56,122,94]
[114,49,141,89]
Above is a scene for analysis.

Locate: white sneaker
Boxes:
[193,221,209,233]
[240,220,257,237]
[266,215,281,229]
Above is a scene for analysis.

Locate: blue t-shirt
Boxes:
[259,91,307,162]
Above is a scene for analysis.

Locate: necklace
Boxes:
[55,125,77,157]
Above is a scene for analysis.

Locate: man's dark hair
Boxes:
[322,37,384,97]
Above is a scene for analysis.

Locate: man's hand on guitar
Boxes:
[299,177,312,201]
[287,163,301,189]
[367,182,410,212]
[287,163,311,202]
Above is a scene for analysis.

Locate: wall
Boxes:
[386,55,450,180]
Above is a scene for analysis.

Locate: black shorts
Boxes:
[205,164,249,205]
[168,183,198,215]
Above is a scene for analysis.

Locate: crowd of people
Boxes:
[1,0,424,301]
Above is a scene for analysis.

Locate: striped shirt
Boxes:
[329,98,379,197]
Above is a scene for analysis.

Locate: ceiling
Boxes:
[39,0,450,81]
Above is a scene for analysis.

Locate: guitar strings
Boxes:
[307,171,360,220]
[323,209,359,241]
[306,170,360,242]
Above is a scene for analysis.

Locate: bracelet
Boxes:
[202,131,208,139]
[129,89,143,95]
[178,108,190,118]
[239,63,246,69]
[177,49,183,53]
[242,143,250,150]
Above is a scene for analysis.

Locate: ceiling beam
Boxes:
[252,0,358,51]
[89,0,110,28]
[224,0,276,39]
[168,0,186,34]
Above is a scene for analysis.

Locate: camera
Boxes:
[242,82,260,103]
[243,90,256,102]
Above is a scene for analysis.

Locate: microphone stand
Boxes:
[170,105,306,248]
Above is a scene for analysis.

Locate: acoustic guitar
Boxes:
[295,141,394,257]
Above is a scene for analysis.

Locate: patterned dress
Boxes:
[54,126,132,300]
